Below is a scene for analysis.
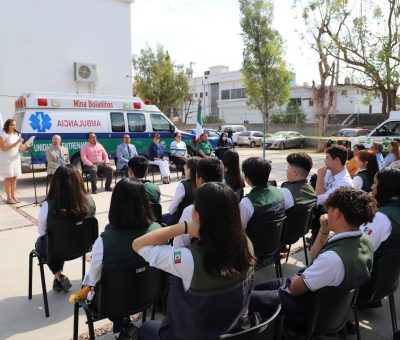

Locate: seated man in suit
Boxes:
[116,134,138,175]
[46,135,70,175]
[280,152,316,210]
[127,156,160,204]
[239,157,285,232]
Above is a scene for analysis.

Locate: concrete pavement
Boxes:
[0,148,397,339]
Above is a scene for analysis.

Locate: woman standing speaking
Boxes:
[0,119,28,204]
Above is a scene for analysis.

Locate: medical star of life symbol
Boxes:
[29,112,52,132]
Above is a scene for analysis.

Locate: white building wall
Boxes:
[0,0,133,120]
[185,67,383,125]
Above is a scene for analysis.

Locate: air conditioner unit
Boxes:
[74,62,98,83]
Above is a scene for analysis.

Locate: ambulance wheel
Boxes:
[71,154,83,173]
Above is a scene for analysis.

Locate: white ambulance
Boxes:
[13,92,195,167]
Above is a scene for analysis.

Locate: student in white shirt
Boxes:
[82,178,161,339]
[177,157,224,225]
[249,188,375,332]
[36,165,96,292]
[133,182,256,340]
[315,145,354,205]
[162,157,201,225]
[352,150,379,192]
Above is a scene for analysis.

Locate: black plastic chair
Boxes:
[247,216,286,278]
[113,156,125,184]
[28,217,99,317]
[151,203,163,224]
[281,201,316,266]
[284,287,358,340]
[73,260,163,340]
[355,252,400,337]
[169,155,183,180]
[219,304,282,339]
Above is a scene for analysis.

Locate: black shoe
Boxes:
[59,274,72,291]
[92,189,98,194]
[53,278,63,292]
[105,186,113,192]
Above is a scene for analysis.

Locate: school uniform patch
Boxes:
[174,251,182,264]
[362,226,373,235]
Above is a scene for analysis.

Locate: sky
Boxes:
[130,0,319,85]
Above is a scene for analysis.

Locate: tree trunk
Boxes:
[317,113,328,152]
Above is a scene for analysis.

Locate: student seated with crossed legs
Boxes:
[249,187,376,332]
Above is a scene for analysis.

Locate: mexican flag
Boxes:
[195,100,204,143]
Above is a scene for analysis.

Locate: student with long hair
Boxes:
[163,156,201,225]
[360,168,400,257]
[83,178,161,339]
[383,141,400,168]
[134,182,256,339]
[36,165,96,292]
[358,168,400,309]
[222,150,245,193]
[215,132,233,159]
[0,119,28,204]
[353,150,379,192]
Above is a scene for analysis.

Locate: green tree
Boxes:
[239,0,291,143]
[132,44,189,120]
[300,0,400,117]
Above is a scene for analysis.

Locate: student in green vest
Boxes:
[353,150,379,192]
[239,157,285,231]
[133,182,256,340]
[280,152,316,210]
[162,157,201,225]
[127,156,160,204]
[358,168,400,308]
[196,131,213,158]
[36,165,96,292]
[249,187,375,332]
[82,178,161,339]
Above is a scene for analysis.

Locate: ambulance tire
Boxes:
[70,154,83,173]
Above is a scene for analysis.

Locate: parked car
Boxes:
[237,131,264,147]
[328,128,370,148]
[263,131,305,150]
[186,128,221,149]
[332,128,370,138]
[221,125,246,145]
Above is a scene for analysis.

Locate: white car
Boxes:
[237,131,264,147]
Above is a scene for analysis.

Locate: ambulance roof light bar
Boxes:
[37,98,48,106]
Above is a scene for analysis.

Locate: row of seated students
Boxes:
[36,146,400,339]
